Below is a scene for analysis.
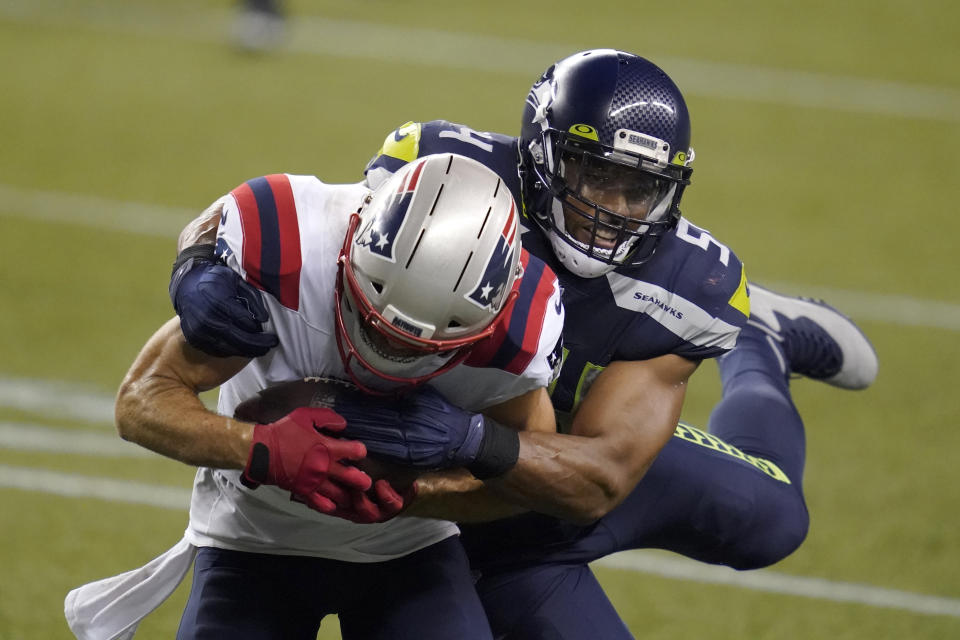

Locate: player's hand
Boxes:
[314,479,418,524]
[243,407,373,514]
[335,387,520,479]
[169,246,280,358]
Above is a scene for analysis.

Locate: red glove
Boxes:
[242,407,373,514]
[321,479,418,524]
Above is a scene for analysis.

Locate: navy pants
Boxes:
[177,536,492,640]
[462,324,811,639]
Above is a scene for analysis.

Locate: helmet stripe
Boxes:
[406,157,426,191]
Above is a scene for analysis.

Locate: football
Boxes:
[233,377,357,424]
[234,378,420,489]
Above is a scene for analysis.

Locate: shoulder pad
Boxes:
[221,174,303,310]
[374,121,423,165]
[365,120,520,188]
[655,219,749,323]
[466,249,562,375]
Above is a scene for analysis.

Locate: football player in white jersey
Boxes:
[67,154,571,640]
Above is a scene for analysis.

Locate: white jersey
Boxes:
[65,172,564,639]
[186,173,564,562]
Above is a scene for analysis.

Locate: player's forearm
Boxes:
[116,375,252,469]
[492,356,694,523]
[484,431,636,524]
[115,318,253,469]
[405,469,528,522]
[491,389,688,523]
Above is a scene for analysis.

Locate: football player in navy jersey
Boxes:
[168,50,878,638]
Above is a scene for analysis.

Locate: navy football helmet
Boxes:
[520,49,694,277]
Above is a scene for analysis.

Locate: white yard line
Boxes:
[0,184,193,238]
[758,281,960,333]
[0,459,957,619]
[2,182,959,332]
[0,421,151,457]
[594,552,960,619]
[0,375,116,426]
[0,464,190,510]
[1,2,958,122]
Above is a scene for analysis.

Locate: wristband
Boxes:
[171,243,217,277]
[241,440,271,489]
[467,418,520,480]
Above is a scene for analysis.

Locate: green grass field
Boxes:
[1,1,958,638]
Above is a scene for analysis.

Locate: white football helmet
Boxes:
[335,153,522,393]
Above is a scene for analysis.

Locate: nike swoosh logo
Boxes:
[393,131,409,142]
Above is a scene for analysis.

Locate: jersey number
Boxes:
[438,125,494,153]
[675,219,730,266]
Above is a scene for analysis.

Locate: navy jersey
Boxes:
[366,121,750,415]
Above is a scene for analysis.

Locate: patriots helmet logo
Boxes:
[468,205,518,311]
[356,160,426,262]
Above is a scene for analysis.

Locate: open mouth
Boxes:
[562,199,626,250]
[570,224,618,250]
[593,229,619,247]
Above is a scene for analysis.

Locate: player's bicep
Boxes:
[177,199,224,253]
[569,355,698,466]
[175,185,254,280]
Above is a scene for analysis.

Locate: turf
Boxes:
[1,1,958,638]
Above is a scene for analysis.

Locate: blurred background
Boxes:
[1,0,958,638]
